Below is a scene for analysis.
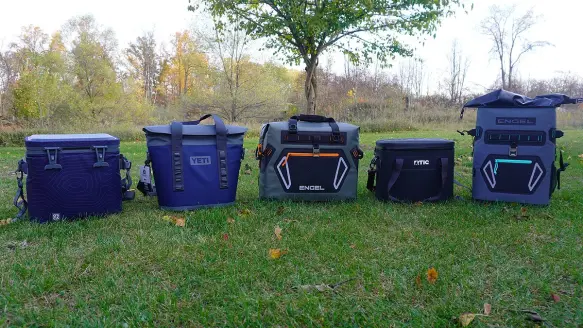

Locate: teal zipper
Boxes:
[494,159,532,175]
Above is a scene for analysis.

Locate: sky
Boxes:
[0,0,581,94]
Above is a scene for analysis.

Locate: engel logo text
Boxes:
[414,160,430,166]
[299,185,325,191]
[496,117,536,125]
[190,156,211,165]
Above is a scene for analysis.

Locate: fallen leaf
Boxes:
[459,313,475,327]
[227,217,235,224]
[274,226,282,240]
[238,209,251,216]
[551,293,560,303]
[483,303,491,315]
[269,248,287,259]
[415,274,422,288]
[467,156,473,162]
[276,206,285,215]
[162,215,173,222]
[521,207,527,215]
[244,169,252,175]
[175,218,185,227]
[414,201,423,206]
[222,233,229,241]
[578,154,583,159]
[426,267,438,284]
[349,244,356,249]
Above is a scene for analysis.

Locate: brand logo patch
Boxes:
[51,213,62,221]
[190,156,211,165]
[414,160,430,166]
[299,185,326,191]
[496,117,536,125]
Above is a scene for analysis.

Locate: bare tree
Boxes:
[480,5,550,91]
[126,31,159,103]
[445,40,470,104]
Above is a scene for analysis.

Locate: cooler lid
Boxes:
[464,89,580,108]
[376,138,454,150]
[25,133,120,148]
[143,124,247,136]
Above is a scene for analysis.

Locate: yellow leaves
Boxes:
[426,267,438,284]
[269,248,287,259]
[459,313,476,327]
[162,215,186,227]
[0,218,14,226]
[227,217,235,224]
[238,209,252,217]
[274,226,282,240]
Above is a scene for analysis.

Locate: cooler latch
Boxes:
[92,146,110,167]
[313,144,320,157]
[509,142,518,157]
[44,147,62,170]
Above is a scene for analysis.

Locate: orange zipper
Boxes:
[281,152,339,167]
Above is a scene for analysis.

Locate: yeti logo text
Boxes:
[190,156,211,165]
[414,160,430,166]
[299,185,325,191]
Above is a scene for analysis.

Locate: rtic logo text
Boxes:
[414,160,430,166]
[190,156,211,165]
[496,117,536,125]
[299,185,325,191]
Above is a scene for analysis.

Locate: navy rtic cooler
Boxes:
[13,134,134,223]
[367,139,455,202]
[461,89,578,205]
[139,114,247,210]
[255,115,363,201]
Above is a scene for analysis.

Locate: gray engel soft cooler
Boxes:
[461,89,580,205]
[255,115,363,201]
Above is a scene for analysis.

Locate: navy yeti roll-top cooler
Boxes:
[13,134,134,223]
[139,114,247,210]
[367,139,455,202]
[461,89,578,205]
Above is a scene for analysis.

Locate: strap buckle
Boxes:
[44,147,62,170]
[93,146,109,168]
[509,143,518,157]
[312,144,320,157]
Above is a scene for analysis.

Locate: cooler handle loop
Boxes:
[288,115,340,139]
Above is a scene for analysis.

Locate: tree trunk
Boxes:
[304,58,318,114]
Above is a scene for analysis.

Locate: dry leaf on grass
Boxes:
[459,313,475,327]
[269,248,288,259]
[551,293,560,303]
[276,206,285,215]
[415,275,422,288]
[274,226,282,240]
[227,217,235,224]
[426,267,438,284]
[163,215,186,227]
[222,233,229,241]
[349,244,356,249]
[174,218,185,227]
[483,303,491,315]
[238,209,252,217]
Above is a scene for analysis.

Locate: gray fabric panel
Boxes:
[472,107,557,205]
[258,120,360,200]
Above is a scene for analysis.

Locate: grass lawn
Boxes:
[0,130,582,327]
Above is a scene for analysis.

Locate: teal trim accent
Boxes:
[494,159,533,175]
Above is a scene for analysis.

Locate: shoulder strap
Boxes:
[12,159,28,222]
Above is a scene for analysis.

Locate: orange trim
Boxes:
[281,152,339,167]
[257,144,263,156]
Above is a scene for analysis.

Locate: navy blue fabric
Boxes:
[25,134,119,148]
[464,89,581,108]
[149,144,243,209]
[26,151,122,223]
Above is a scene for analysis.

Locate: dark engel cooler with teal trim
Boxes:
[139,114,247,210]
[13,134,134,223]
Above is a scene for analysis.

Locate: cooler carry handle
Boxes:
[170,114,229,191]
[288,115,340,140]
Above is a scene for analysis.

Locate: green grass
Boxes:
[0,131,582,327]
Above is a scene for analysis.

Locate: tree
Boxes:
[191,0,461,114]
[126,31,159,103]
[444,40,469,104]
[480,5,549,91]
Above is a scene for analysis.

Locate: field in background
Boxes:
[0,131,582,326]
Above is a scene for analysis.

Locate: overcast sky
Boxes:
[0,0,581,94]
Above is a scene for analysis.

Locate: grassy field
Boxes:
[0,130,582,327]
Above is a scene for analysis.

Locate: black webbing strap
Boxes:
[170,121,184,191]
[120,154,135,201]
[387,158,404,202]
[424,158,448,202]
[171,114,229,190]
[557,150,569,190]
[367,156,378,192]
[13,159,28,221]
[137,152,157,197]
